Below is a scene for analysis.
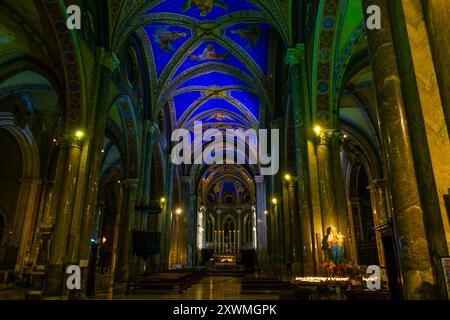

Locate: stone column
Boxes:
[216,209,222,253]
[286,43,316,274]
[45,137,82,296]
[236,209,243,250]
[110,182,123,278]
[159,159,173,271]
[363,0,437,299]
[330,133,350,252]
[140,120,158,230]
[368,179,389,277]
[115,179,138,283]
[255,175,269,270]
[315,129,338,237]
[287,179,302,274]
[13,178,42,273]
[388,0,450,298]
[421,0,450,134]
[281,177,292,270]
[182,176,197,267]
[73,49,120,293]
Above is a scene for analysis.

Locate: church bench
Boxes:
[126,273,190,294]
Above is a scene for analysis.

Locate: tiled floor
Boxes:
[0,276,280,300]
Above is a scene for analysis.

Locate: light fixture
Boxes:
[264,210,269,216]
[314,126,322,135]
[117,180,121,184]
[101,149,105,153]
[160,197,166,203]
[75,130,85,139]
[343,134,348,139]
[284,174,291,182]
[272,198,278,205]
[176,208,182,215]
[102,237,107,244]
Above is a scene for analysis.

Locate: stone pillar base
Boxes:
[44,265,65,297]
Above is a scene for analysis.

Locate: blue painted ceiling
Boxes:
[143,0,273,129]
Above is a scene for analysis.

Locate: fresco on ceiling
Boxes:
[148,0,258,21]
[144,24,191,78]
[176,72,250,89]
[206,112,233,122]
[181,98,249,123]
[182,0,228,17]
[153,26,187,53]
[191,44,230,61]
[227,23,270,75]
[172,42,252,79]
[230,24,261,48]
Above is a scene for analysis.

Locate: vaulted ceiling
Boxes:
[114,0,290,132]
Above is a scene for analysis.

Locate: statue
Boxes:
[327,227,345,265]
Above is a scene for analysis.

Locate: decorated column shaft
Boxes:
[363,0,438,299]
[115,179,138,283]
[255,175,269,270]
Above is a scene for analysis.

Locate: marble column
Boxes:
[216,210,222,253]
[368,179,389,277]
[307,137,323,270]
[255,175,269,270]
[421,0,450,135]
[115,179,138,283]
[140,120,158,230]
[363,0,437,299]
[73,49,120,293]
[110,182,123,278]
[183,176,197,267]
[389,1,450,297]
[281,177,292,269]
[286,43,316,275]
[159,159,174,271]
[45,137,82,296]
[13,178,42,273]
[287,179,302,274]
[236,209,243,249]
[330,133,350,250]
[315,129,338,238]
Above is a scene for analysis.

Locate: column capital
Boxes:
[96,48,120,71]
[316,128,334,146]
[254,175,264,184]
[59,135,84,149]
[369,179,388,190]
[285,43,305,66]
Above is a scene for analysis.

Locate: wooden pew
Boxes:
[126,273,190,294]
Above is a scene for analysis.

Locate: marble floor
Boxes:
[0,276,280,300]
